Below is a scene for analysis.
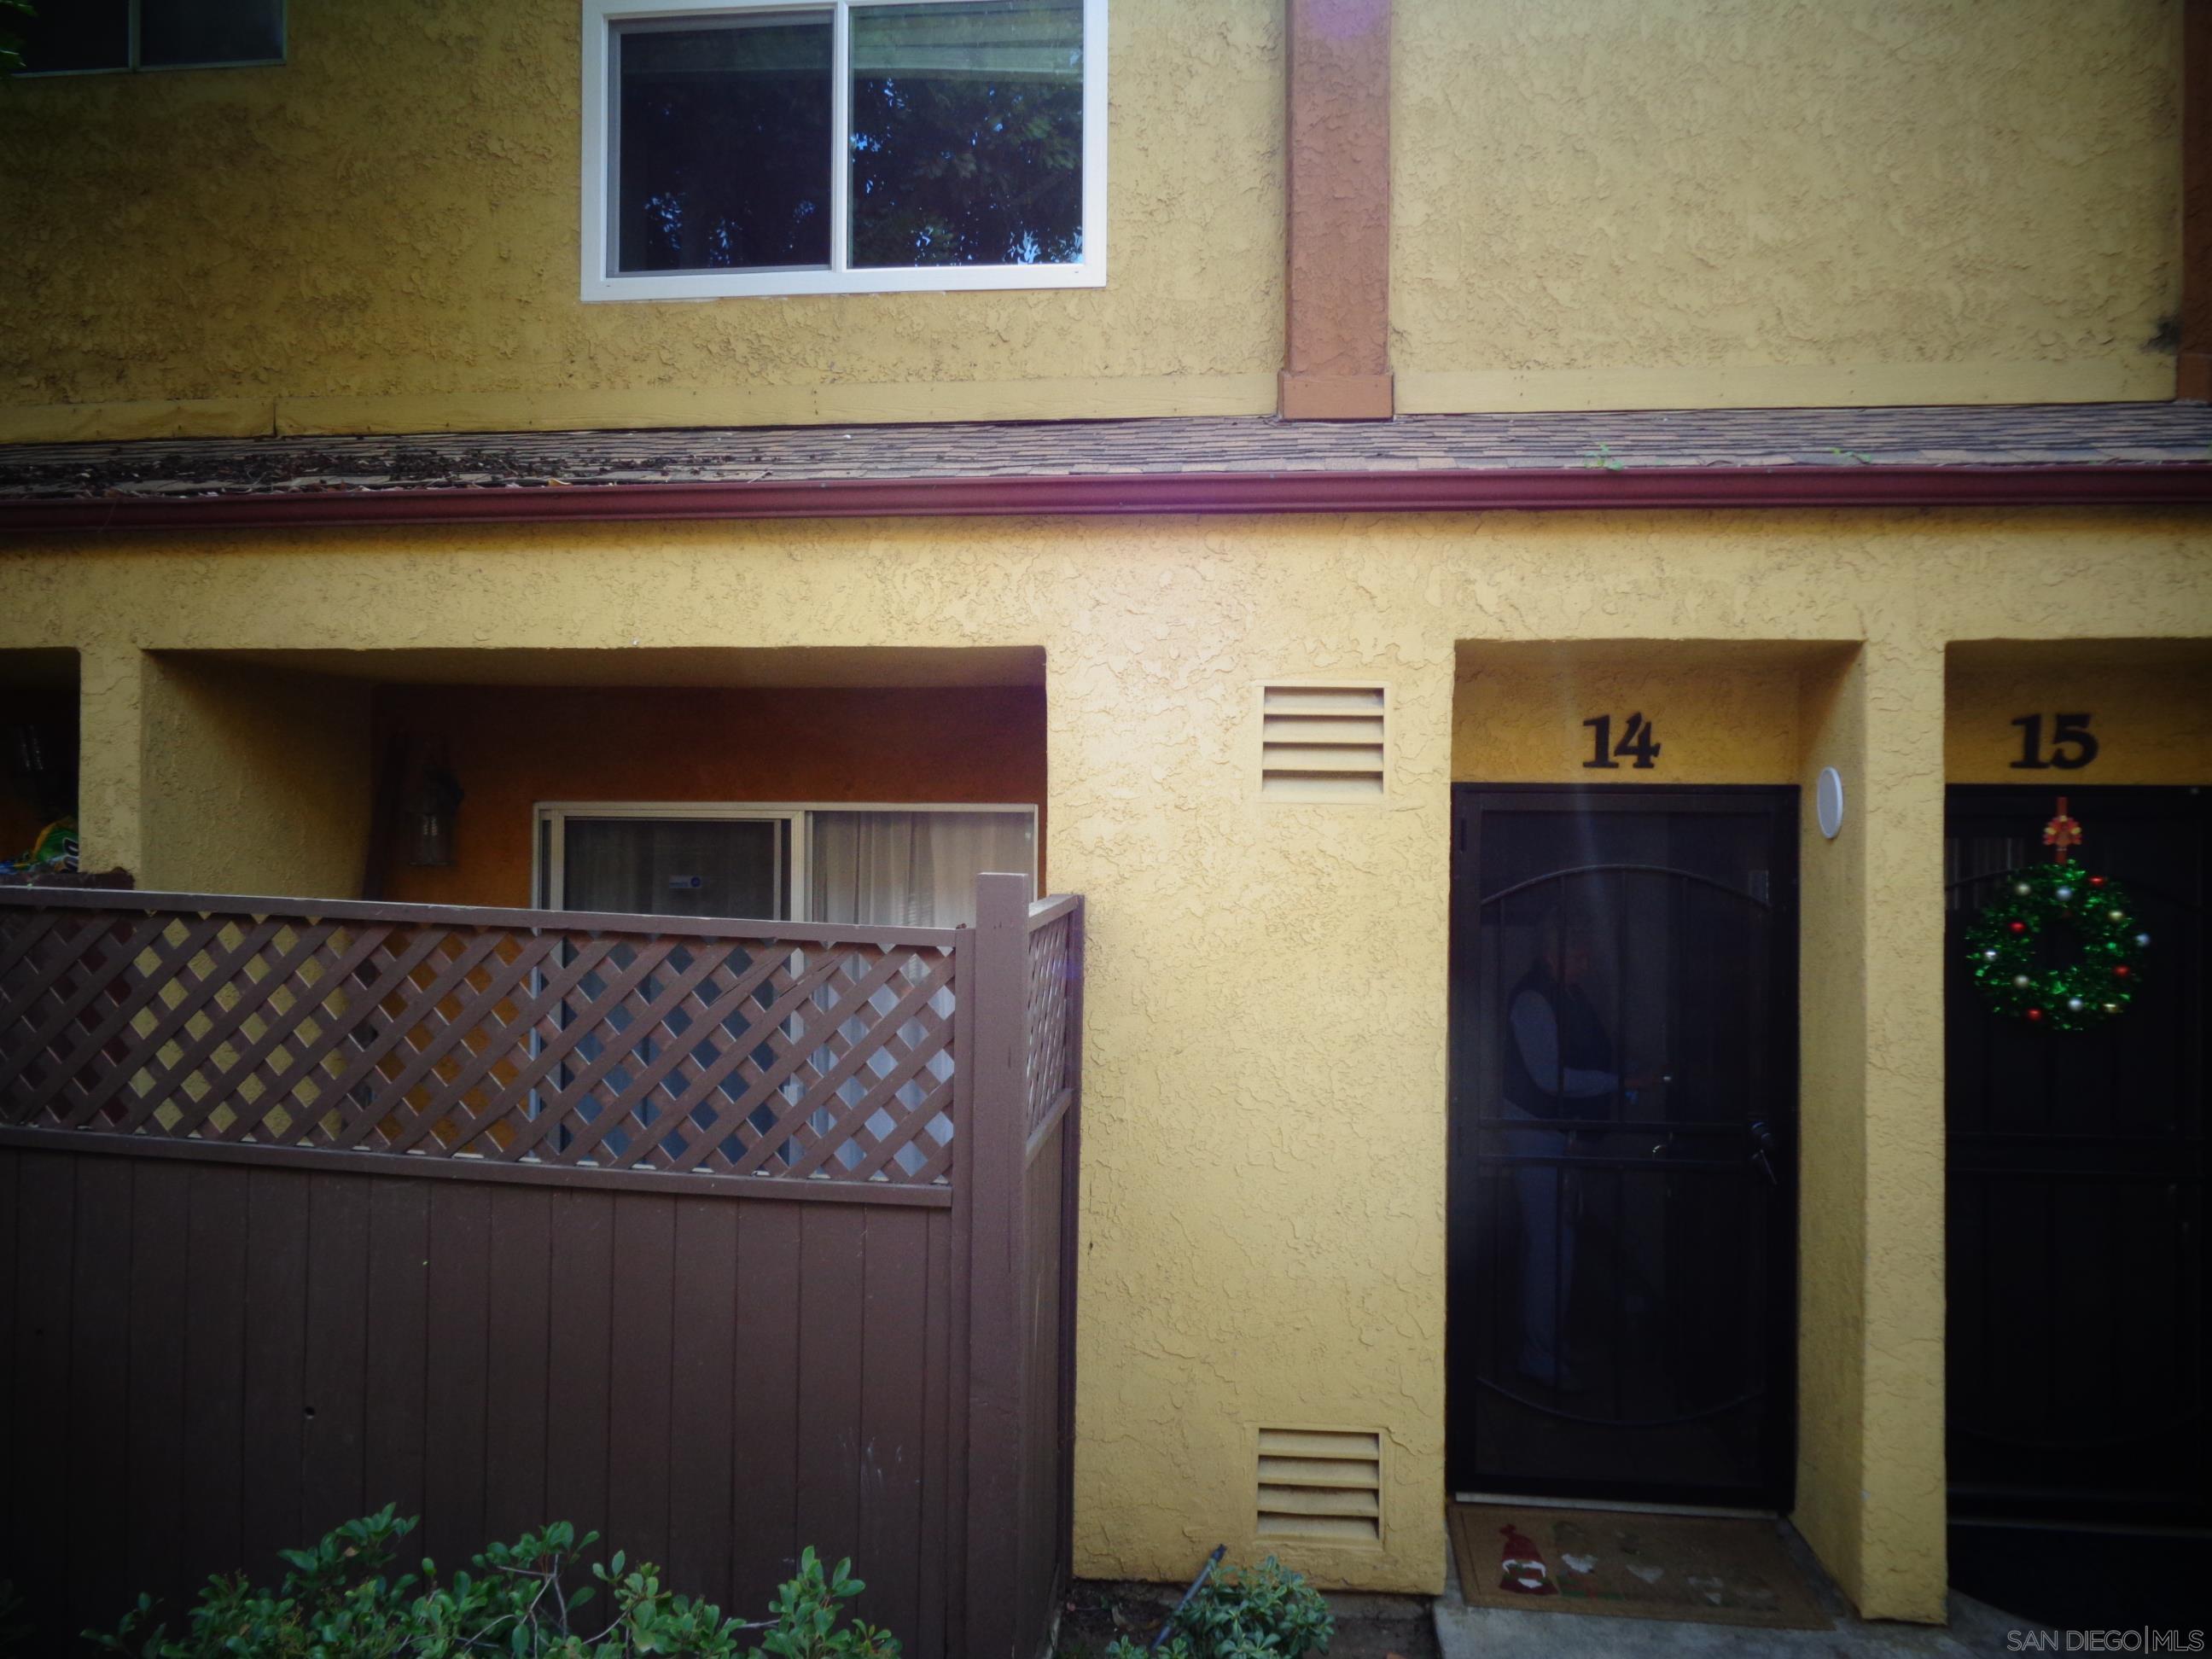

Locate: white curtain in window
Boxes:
[809,809,1033,925]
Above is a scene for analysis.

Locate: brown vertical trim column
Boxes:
[2182,0,2212,399]
[1279,0,1394,420]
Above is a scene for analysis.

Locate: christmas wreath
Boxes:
[1965,862,2149,1032]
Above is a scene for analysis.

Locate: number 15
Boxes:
[2010,713,2098,771]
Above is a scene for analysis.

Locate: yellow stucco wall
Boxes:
[138,654,375,897]
[0,0,1284,442]
[1393,0,2182,412]
[6,509,2209,1622]
[3,0,2195,439]
[1453,643,1803,783]
[1947,645,2212,783]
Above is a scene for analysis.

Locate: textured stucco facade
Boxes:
[0,0,1286,441]
[1392,0,2183,411]
[0,0,2192,440]
[6,509,2209,1622]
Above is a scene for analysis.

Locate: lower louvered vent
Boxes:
[1256,1427,1382,1544]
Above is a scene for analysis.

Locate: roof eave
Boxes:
[3,462,2212,533]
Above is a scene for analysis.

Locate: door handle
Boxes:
[1747,1118,1780,1186]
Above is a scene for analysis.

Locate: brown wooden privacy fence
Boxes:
[0,874,1081,1659]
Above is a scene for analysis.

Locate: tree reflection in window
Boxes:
[848,0,1083,269]
[616,18,834,274]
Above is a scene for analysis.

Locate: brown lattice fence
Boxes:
[0,874,1080,1659]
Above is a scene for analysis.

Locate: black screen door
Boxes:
[1945,785,2209,1523]
[1448,786,1799,1509]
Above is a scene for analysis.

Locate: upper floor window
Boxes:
[14,0,283,73]
[581,0,1104,300]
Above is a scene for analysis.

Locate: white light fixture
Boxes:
[1816,766,1846,840]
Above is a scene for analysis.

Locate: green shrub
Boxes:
[0,1579,26,1656]
[1101,1556,1333,1659]
[88,1505,899,1659]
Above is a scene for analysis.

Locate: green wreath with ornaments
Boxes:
[1965,861,2150,1032]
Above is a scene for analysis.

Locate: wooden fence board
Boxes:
[0,1150,14,1557]
[859,1205,931,1645]
[608,1196,678,1576]
[124,1161,192,1611]
[667,1196,739,1603]
[302,1173,371,1534]
[179,1163,251,1599]
[423,1182,492,1573]
[9,1155,72,1618]
[731,1199,802,1621]
[917,1206,953,1656]
[484,1185,554,1545]
[363,1179,431,1525]
[68,1157,134,1628]
[544,1188,615,1575]
[241,1169,311,1577]
[796,1203,868,1581]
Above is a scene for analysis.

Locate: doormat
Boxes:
[1447,1503,1832,1630]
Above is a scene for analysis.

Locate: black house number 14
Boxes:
[2010,712,2099,771]
[1583,713,1662,770]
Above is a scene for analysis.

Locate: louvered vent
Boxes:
[1256,1428,1382,1544]
[1259,684,1386,801]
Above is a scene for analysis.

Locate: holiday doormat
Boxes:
[1447,1503,1832,1629]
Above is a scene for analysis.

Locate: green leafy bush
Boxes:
[89,1505,899,1659]
[1100,1556,1333,1659]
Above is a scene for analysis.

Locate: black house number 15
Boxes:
[2010,712,2099,771]
[1583,713,1662,770]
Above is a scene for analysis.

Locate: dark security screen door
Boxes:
[1448,787,1799,1509]
[1945,786,2209,1523]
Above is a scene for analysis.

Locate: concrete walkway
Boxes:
[1434,1524,2047,1658]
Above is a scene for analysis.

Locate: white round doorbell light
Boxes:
[1816,766,1846,840]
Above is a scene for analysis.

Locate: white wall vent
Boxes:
[1256,1427,1382,1544]
[1259,684,1386,801]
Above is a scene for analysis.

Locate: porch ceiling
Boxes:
[7,404,2212,528]
[198,644,1046,690]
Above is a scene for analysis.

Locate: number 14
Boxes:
[1584,713,1662,770]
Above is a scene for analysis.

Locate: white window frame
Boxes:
[533,800,1040,919]
[579,0,1106,301]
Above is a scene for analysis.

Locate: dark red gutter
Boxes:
[4,463,2212,533]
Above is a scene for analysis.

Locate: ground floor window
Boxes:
[534,800,1036,924]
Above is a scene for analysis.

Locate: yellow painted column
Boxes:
[1793,640,1947,1622]
[135,655,375,898]
[76,643,150,879]
[73,648,376,897]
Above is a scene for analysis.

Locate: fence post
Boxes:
[962,870,1033,1659]
[1053,896,1085,1598]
